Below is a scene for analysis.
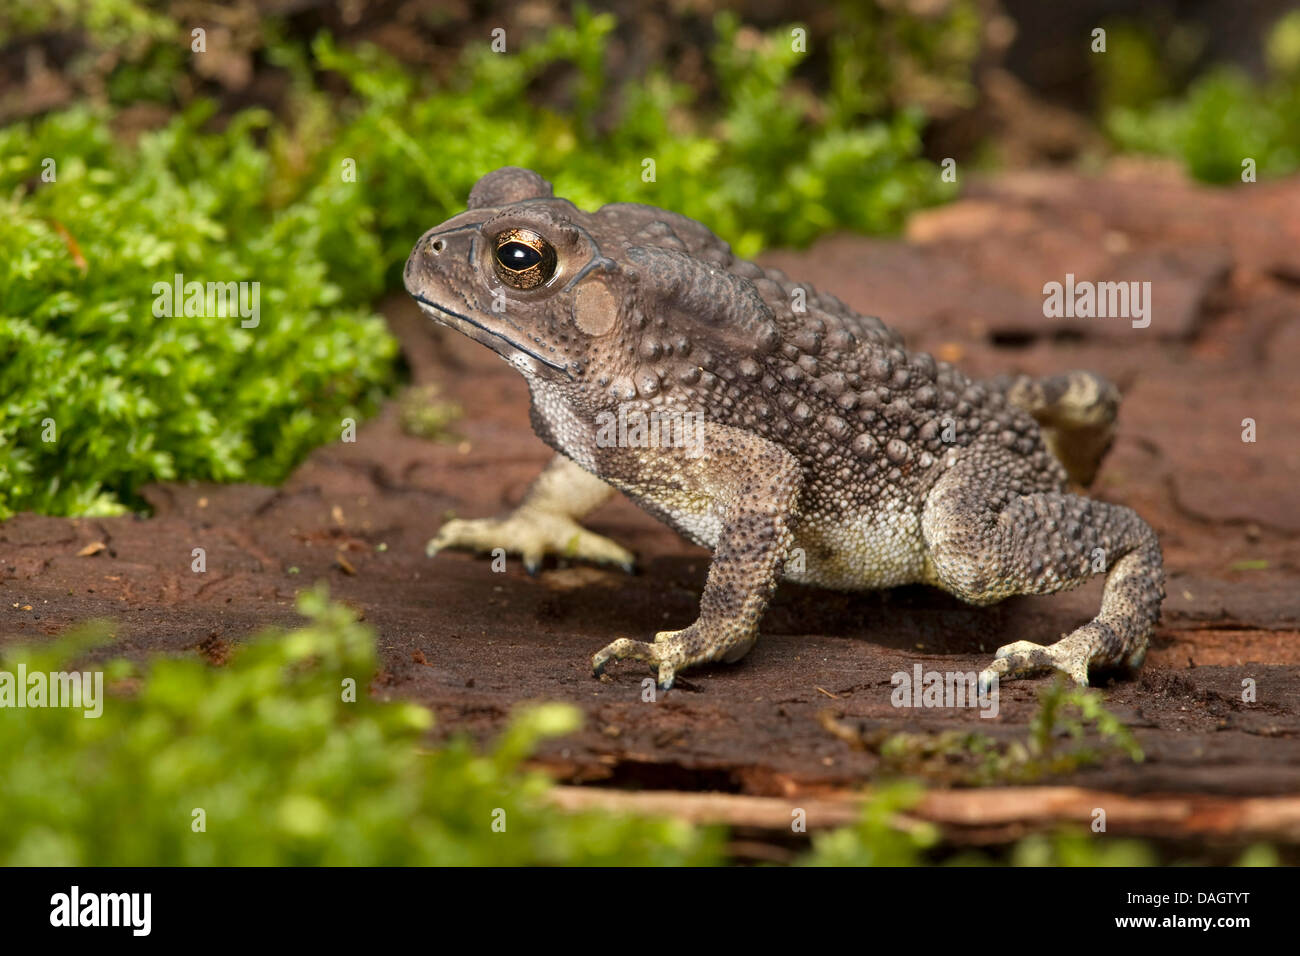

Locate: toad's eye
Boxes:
[499,241,540,269]
[493,229,557,289]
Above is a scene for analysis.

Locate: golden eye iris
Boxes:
[493,229,557,289]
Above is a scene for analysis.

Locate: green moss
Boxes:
[0,105,400,518]
[0,587,724,865]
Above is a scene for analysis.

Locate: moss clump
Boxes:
[0,105,399,518]
[0,587,724,865]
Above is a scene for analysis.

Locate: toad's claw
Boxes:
[427,508,636,573]
[978,633,1094,695]
[592,631,689,691]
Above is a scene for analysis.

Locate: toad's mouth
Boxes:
[411,293,571,379]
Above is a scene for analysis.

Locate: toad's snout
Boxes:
[403,230,453,295]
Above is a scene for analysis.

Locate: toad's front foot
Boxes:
[427,507,635,575]
[592,621,757,691]
[595,639,681,691]
[592,631,689,691]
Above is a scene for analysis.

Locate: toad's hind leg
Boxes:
[921,449,1164,688]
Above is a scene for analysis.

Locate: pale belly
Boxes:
[618,478,933,593]
[783,504,934,591]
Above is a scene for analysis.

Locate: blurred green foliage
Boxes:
[2,5,954,519]
[1104,11,1300,182]
[1001,831,1156,866]
[1093,23,1198,114]
[398,384,462,442]
[800,790,1161,867]
[0,586,724,865]
[827,0,983,119]
[801,782,941,866]
[867,678,1143,786]
[298,7,953,280]
[0,0,174,47]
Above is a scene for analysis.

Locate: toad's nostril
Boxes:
[430,238,446,253]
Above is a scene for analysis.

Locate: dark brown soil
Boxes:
[3,163,1298,832]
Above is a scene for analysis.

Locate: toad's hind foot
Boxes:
[977,621,1148,694]
[925,445,1164,692]
[427,509,635,574]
